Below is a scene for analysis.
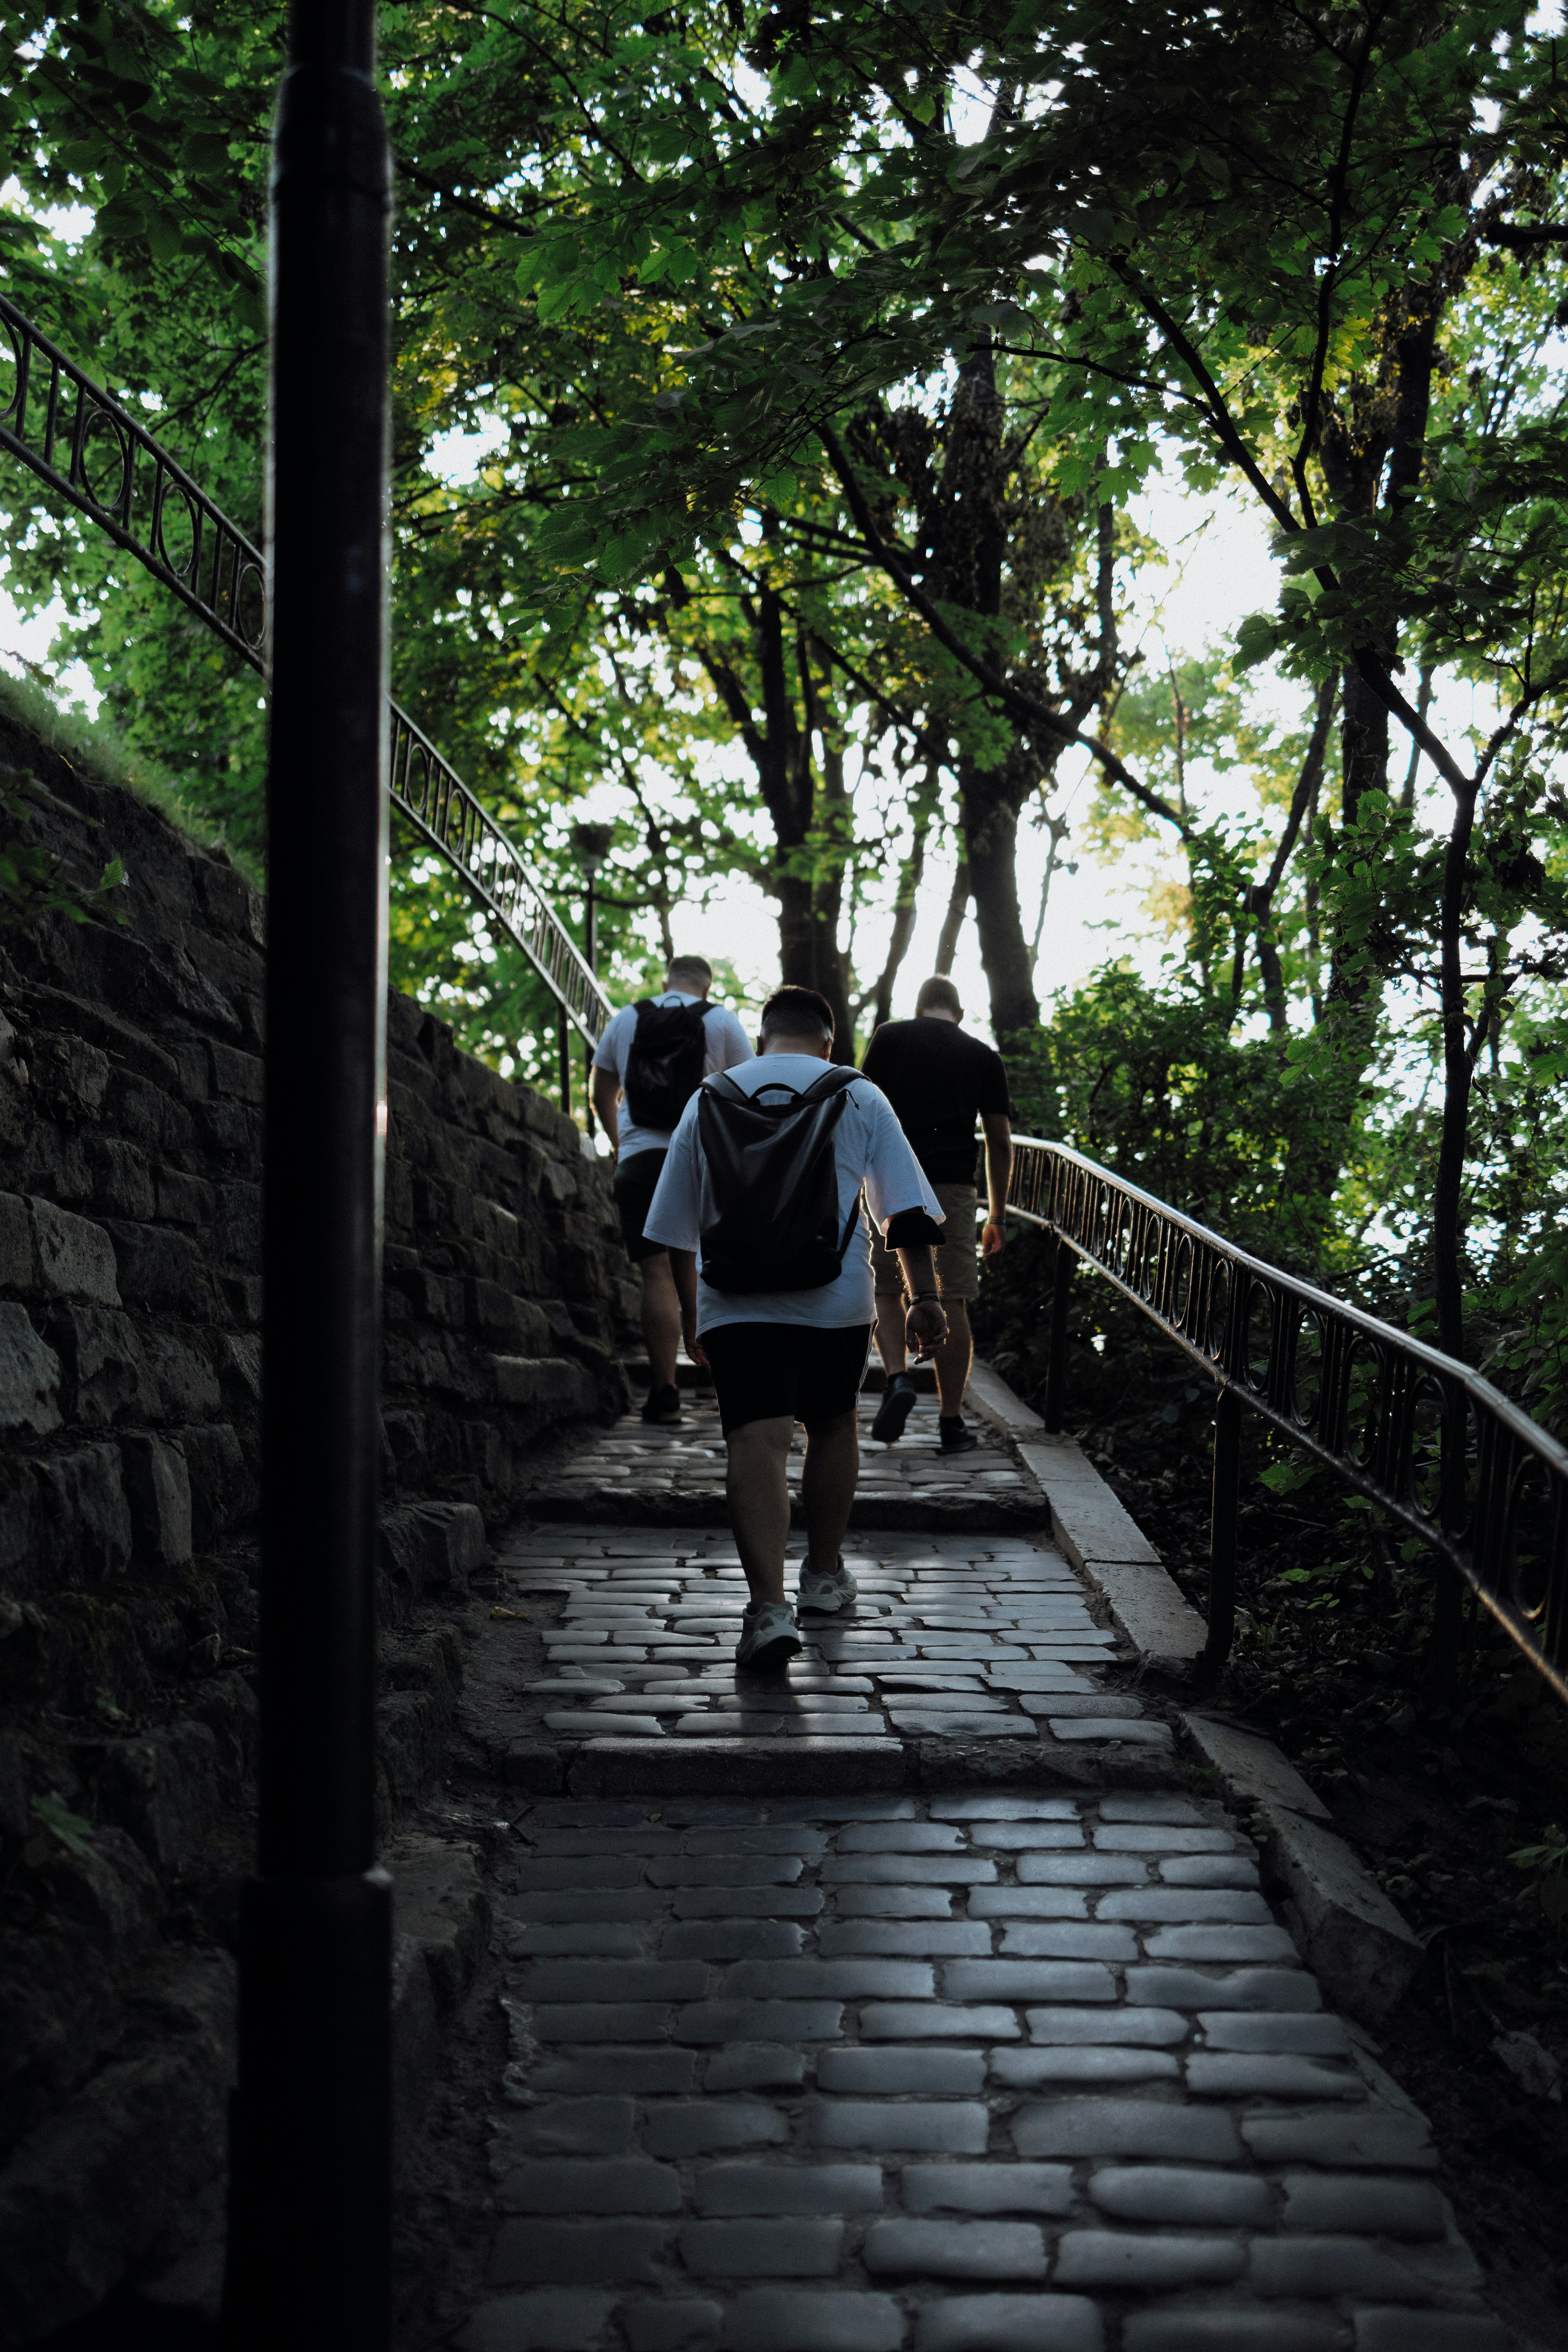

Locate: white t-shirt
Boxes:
[643,1054,944,1332]
[592,991,754,1162]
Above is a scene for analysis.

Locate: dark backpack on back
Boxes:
[624,998,714,1131]
[697,1065,864,1294]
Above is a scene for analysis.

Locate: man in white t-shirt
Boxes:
[591,953,753,1427]
[644,984,946,1671]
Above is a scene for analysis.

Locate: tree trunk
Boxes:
[1434,779,1479,1358]
[963,777,1039,1040]
[936,858,969,973]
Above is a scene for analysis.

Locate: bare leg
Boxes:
[640,1252,682,1391]
[725,1415,794,1605]
[799,1408,859,1576]
[874,1293,908,1377]
[934,1298,973,1418]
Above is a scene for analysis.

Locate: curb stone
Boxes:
[970,1359,1426,2031]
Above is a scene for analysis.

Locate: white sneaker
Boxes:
[735,1600,802,1673]
[798,1558,859,1614]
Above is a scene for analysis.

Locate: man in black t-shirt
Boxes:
[861,975,1013,1453]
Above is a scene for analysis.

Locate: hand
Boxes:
[682,1316,710,1370]
[905,1297,948,1360]
[982,1219,1005,1258]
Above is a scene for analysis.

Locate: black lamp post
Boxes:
[223,3,392,2344]
[571,822,614,1138]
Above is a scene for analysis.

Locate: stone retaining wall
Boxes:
[0,706,636,2340]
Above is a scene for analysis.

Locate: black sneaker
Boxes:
[939,1415,979,1454]
[870,1374,919,1446]
[641,1382,681,1426]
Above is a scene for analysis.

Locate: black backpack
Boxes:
[697,1065,864,1294]
[624,998,714,1131]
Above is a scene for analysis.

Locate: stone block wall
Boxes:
[0,704,637,2339]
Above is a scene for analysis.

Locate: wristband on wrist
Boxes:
[909,1289,942,1302]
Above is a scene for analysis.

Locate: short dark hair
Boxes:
[667,952,713,987]
[916,974,963,1018]
[759,985,835,1041]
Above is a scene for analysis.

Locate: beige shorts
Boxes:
[869,1180,981,1303]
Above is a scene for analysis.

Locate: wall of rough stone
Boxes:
[0,706,636,2340]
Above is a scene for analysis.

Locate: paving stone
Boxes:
[498,2160,683,2213]
[663,1922,805,1961]
[1122,2309,1343,2351]
[674,2000,844,2042]
[819,1922,992,1956]
[861,2003,1022,2041]
[533,2049,696,2096]
[995,2047,1180,2086]
[680,2217,845,2275]
[516,1962,709,2002]
[1351,2315,1511,2350]
[718,2289,905,2350]
[1093,1826,1236,1853]
[827,1854,1001,1885]
[1187,2052,1366,2100]
[811,2102,991,2153]
[1197,2012,1352,2054]
[928,1796,1081,1820]
[532,1828,681,1854]
[818,2046,986,2095]
[1015,1856,1148,1886]
[911,2294,1104,2351]
[1049,1719,1173,1746]
[1280,2172,1446,2237]
[1125,1968,1321,2012]
[504,2097,636,2158]
[1098,1889,1273,1923]
[1161,1853,1269,1891]
[1088,2164,1274,2226]
[621,2300,724,2350]
[900,2164,1075,2215]
[643,2102,789,2155]
[507,1924,650,1957]
[1241,2108,1438,2169]
[456,2289,619,2350]
[941,1960,1117,2004]
[684,1825,833,1852]
[674,1886,825,1917]
[888,1712,1038,1738]
[705,2044,808,2090]
[968,1887,1088,1919]
[1098,1796,1205,1824]
[518,1858,650,1890]
[1142,1924,1302,1964]
[531,2004,674,2042]
[1019,2007,1189,2047]
[719,1960,935,2000]
[1054,2231,1245,2288]
[833,1885,958,1917]
[863,2219,1046,2278]
[1012,2099,1242,2161]
[488,2219,668,2286]
[694,2165,884,2216]
[647,1855,807,1886]
[509,1892,669,1923]
[963,1824,1085,1849]
[1250,2235,1457,2298]
[996,1924,1137,1960]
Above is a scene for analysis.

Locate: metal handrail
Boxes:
[1006,1135,1568,1703]
[0,289,611,1047]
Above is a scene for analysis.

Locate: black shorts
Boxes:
[701,1321,872,1437]
[612,1148,669,1262]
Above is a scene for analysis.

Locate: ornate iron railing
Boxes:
[0,289,610,1049]
[1006,1135,1568,1703]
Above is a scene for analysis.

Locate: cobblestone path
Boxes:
[435,1380,1519,2352]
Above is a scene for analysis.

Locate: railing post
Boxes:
[1425,1400,1466,1703]
[1202,1386,1242,1686]
[1044,1236,1075,1433]
[559,1002,572,1118]
[224,5,392,2347]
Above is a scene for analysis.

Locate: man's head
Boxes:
[667,953,714,998]
[916,975,963,1023]
[759,985,835,1058]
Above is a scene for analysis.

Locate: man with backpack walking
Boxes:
[861,974,1014,1455]
[643,985,947,1672]
[591,954,753,1426]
